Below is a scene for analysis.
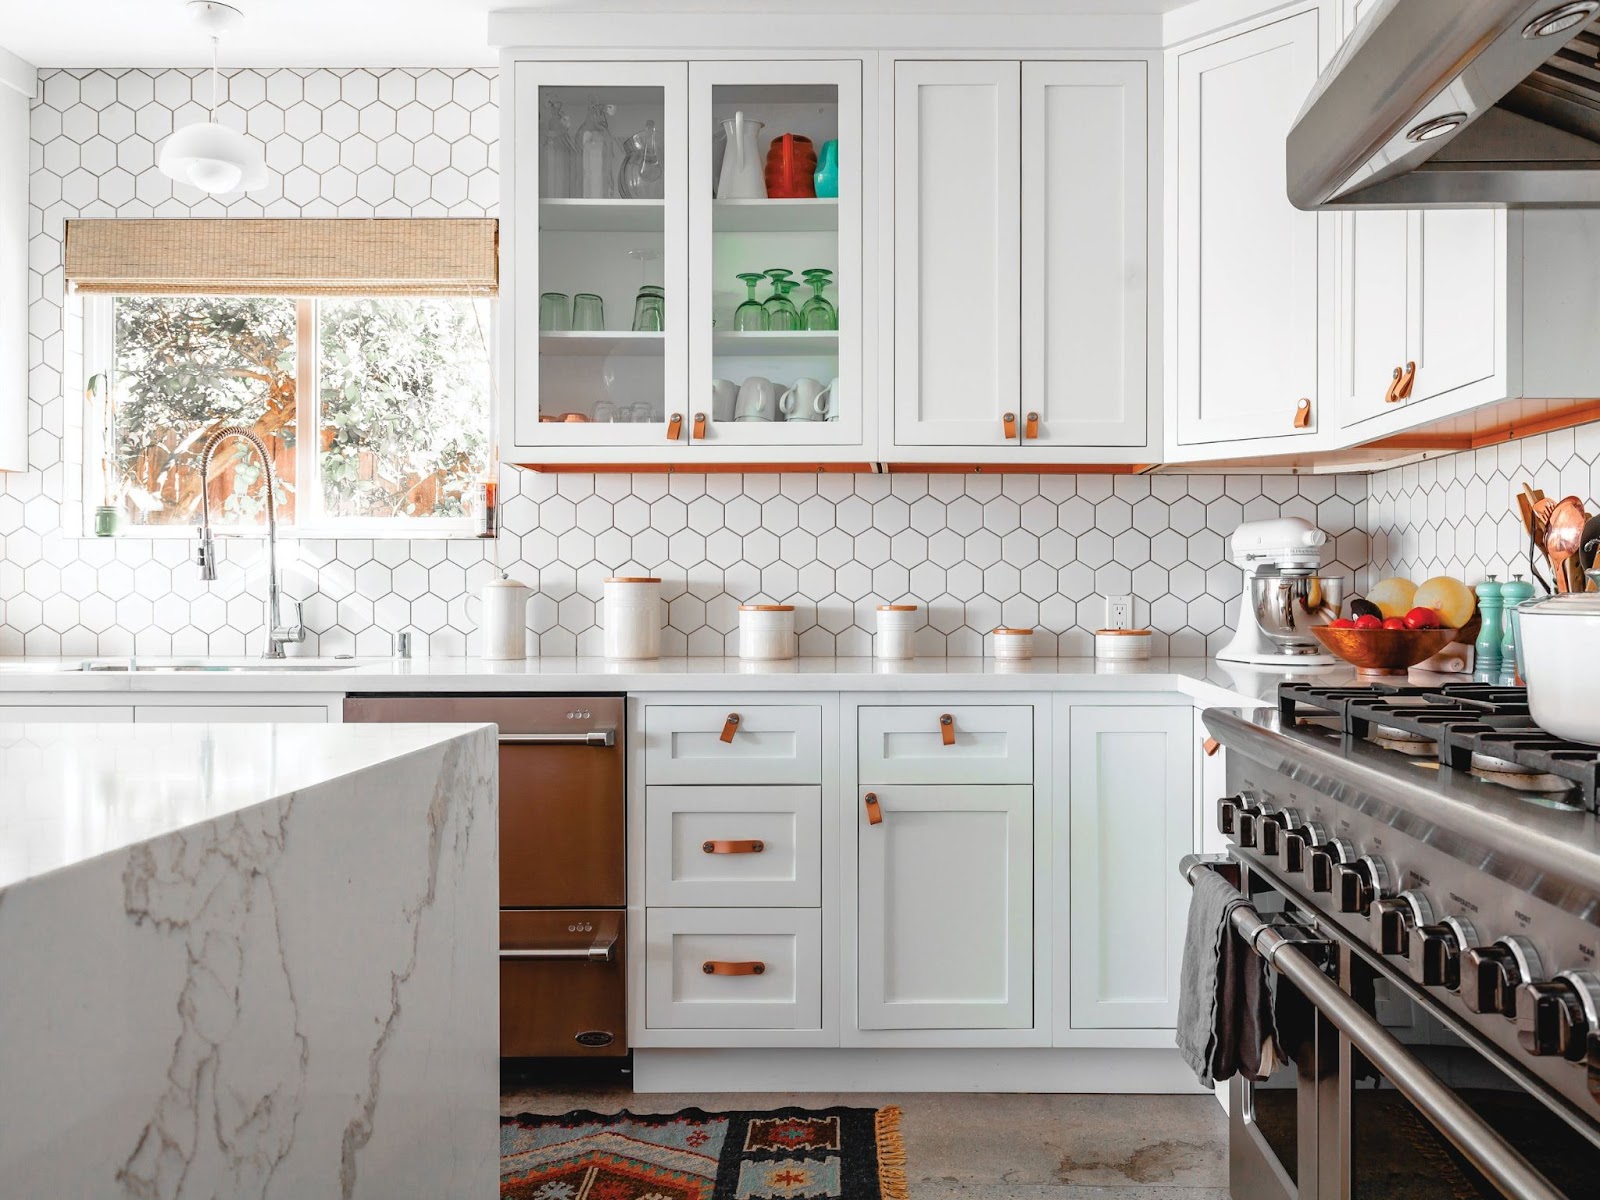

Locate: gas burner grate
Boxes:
[1276,682,1600,811]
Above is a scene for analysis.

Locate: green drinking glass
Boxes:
[572,292,605,331]
[734,272,770,332]
[799,268,835,332]
[765,279,801,332]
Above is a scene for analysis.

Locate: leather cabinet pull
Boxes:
[1024,411,1039,440]
[1293,398,1311,429]
[703,839,764,855]
[940,713,955,746]
[692,412,707,440]
[1396,361,1416,400]
[1002,412,1018,440]
[719,713,740,743]
[864,791,883,826]
[666,413,683,441]
[703,960,765,976]
[1383,366,1403,404]
[1202,737,1220,758]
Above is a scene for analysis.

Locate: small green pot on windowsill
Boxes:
[93,504,122,537]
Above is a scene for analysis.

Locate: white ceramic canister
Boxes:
[479,576,534,660]
[739,604,797,661]
[991,626,1034,660]
[875,604,919,660]
[1095,628,1152,661]
[603,576,662,659]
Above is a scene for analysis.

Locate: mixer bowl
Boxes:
[1250,574,1345,650]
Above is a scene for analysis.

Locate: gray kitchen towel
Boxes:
[1177,868,1270,1087]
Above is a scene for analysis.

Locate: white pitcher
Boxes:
[716,112,767,200]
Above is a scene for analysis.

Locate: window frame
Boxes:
[80,292,494,540]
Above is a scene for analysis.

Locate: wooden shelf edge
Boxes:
[1361,397,1600,454]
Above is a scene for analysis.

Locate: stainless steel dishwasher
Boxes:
[343,694,626,1057]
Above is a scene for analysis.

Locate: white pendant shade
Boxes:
[159,120,268,195]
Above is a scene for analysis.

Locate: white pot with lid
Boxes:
[1515,591,1600,744]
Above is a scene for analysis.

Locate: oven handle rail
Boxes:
[498,730,617,748]
[1180,853,1566,1200]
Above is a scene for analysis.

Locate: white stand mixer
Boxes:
[1217,517,1343,666]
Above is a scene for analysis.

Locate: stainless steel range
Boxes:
[1196,681,1600,1199]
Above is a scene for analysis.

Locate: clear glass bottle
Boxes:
[618,120,664,200]
[537,97,576,199]
[575,98,623,200]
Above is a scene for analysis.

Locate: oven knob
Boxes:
[1259,808,1303,860]
[1236,807,1266,849]
[1409,916,1480,990]
[1517,971,1600,1061]
[1334,855,1392,915]
[1216,791,1260,837]
[1282,822,1328,875]
[1306,837,1357,893]
[1371,890,1436,957]
[1462,936,1544,1017]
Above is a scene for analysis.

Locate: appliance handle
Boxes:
[498,730,616,748]
[500,928,618,964]
[1179,853,1567,1200]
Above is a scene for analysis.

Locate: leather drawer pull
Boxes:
[1383,365,1403,404]
[1002,412,1017,439]
[940,713,955,746]
[1396,360,1416,400]
[703,960,765,976]
[864,791,883,825]
[692,412,707,440]
[666,413,683,441]
[1202,737,1220,758]
[703,839,765,855]
[719,713,740,743]
[1024,411,1039,440]
[1293,398,1311,429]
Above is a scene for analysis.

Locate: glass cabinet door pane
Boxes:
[690,62,860,450]
[516,63,687,448]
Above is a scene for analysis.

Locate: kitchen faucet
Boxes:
[193,426,305,659]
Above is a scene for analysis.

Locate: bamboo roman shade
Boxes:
[63,218,498,296]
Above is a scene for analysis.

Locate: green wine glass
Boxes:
[733,272,770,332]
[799,268,835,332]
[765,279,801,332]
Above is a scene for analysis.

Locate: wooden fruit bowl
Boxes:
[1311,625,1462,678]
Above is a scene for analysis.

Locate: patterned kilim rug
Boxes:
[500,1105,908,1200]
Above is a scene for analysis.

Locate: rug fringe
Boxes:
[875,1105,910,1200]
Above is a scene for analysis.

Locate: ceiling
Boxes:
[1,0,1198,68]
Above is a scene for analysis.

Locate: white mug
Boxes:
[825,377,841,421]
[469,577,533,660]
[779,377,830,422]
[711,378,739,423]
[735,376,776,422]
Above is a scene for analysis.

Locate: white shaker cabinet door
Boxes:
[1173,9,1326,447]
[857,784,1033,1030]
[1022,60,1149,450]
[1067,706,1193,1030]
[892,61,1021,450]
[1407,208,1502,408]
[1337,209,1411,427]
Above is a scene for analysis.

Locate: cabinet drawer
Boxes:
[645,908,821,1030]
[645,785,821,908]
[858,705,1033,784]
[644,704,822,784]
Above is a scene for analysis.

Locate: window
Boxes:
[90,292,491,533]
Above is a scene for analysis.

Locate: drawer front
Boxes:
[645,785,821,908]
[858,705,1033,784]
[644,704,822,785]
[645,908,821,1030]
[500,909,626,1057]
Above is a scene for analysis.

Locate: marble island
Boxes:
[0,721,499,1198]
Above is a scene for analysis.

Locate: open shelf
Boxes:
[713,331,839,356]
[713,197,838,233]
[539,198,665,232]
[540,331,665,356]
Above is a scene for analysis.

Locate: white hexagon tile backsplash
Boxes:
[0,66,1375,658]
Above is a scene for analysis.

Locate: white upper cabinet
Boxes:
[1171,8,1328,451]
[891,61,1021,453]
[1022,61,1150,452]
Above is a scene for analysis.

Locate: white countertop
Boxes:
[0,654,1364,706]
[0,720,492,892]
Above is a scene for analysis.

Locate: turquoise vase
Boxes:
[813,139,839,199]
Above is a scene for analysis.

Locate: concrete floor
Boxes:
[501,1074,1230,1199]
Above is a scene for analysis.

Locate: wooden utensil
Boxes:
[1545,495,1586,594]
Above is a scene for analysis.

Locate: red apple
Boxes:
[1382,617,1407,630]
[1354,614,1383,630]
[1329,618,1356,629]
[1403,607,1440,631]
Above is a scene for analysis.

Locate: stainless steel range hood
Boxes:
[1288,0,1600,208]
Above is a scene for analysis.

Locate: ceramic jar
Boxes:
[991,627,1034,660]
[479,577,533,660]
[603,576,661,660]
[1095,628,1152,661]
[875,604,919,660]
[739,604,796,661]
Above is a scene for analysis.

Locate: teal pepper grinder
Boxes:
[813,139,839,199]
[1499,574,1535,683]
[1474,576,1503,673]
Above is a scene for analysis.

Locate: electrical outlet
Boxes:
[1106,595,1133,630]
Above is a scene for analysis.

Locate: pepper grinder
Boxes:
[1499,574,1535,683]
[1474,576,1503,673]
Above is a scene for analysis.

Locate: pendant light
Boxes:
[157,1,269,194]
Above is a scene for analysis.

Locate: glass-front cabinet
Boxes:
[506,57,866,463]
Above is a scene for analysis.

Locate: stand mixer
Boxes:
[1217,516,1344,666]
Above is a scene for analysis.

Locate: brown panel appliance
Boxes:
[344,694,627,1056]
